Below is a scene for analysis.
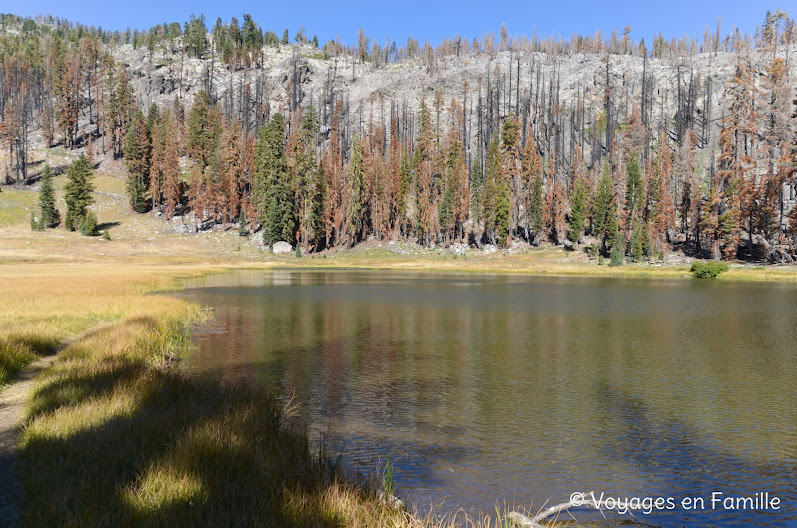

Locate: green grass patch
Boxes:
[690,261,729,279]
[0,188,37,227]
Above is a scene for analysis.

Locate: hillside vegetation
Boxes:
[1,11,796,265]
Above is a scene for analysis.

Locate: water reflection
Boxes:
[179,271,797,527]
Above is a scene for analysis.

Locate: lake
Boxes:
[179,270,796,527]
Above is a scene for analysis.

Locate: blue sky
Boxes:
[10,0,786,47]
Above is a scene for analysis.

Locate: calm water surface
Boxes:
[179,270,797,527]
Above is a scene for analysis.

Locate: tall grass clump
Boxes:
[0,334,59,386]
[0,337,37,385]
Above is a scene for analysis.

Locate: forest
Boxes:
[1,10,796,262]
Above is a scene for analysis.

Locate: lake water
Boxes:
[179,270,797,527]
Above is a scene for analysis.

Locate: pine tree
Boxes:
[79,211,99,236]
[238,207,248,236]
[500,113,521,237]
[592,160,614,248]
[38,164,60,228]
[255,114,294,245]
[64,155,95,231]
[124,110,150,212]
[346,136,365,245]
[186,90,221,168]
[529,171,544,244]
[290,107,322,253]
[568,176,588,246]
[413,101,437,245]
[493,178,511,247]
[481,131,501,244]
[544,152,567,245]
[470,151,484,241]
[161,112,183,219]
[624,151,643,230]
[521,132,542,241]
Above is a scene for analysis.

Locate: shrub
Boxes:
[30,212,42,231]
[690,261,729,279]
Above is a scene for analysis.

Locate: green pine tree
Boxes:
[64,155,95,231]
[630,219,644,261]
[494,179,511,247]
[124,111,150,213]
[568,178,588,246]
[80,210,99,236]
[470,151,484,230]
[238,207,248,236]
[591,160,614,252]
[345,136,365,245]
[625,152,643,227]
[254,114,295,245]
[38,164,60,228]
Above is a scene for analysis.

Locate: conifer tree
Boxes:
[38,164,60,228]
[470,151,484,241]
[290,107,323,253]
[521,131,542,241]
[592,160,615,253]
[493,178,511,247]
[500,114,521,236]
[186,90,221,168]
[624,152,643,230]
[568,176,588,246]
[238,207,249,236]
[544,152,567,245]
[161,112,183,219]
[413,102,437,245]
[255,114,294,245]
[346,136,365,245]
[481,132,501,244]
[64,155,95,231]
[124,110,150,212]
[529,171,544,244]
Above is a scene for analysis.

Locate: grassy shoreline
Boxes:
[1,264,504,527]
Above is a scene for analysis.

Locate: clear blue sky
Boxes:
[10,0,788,47]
